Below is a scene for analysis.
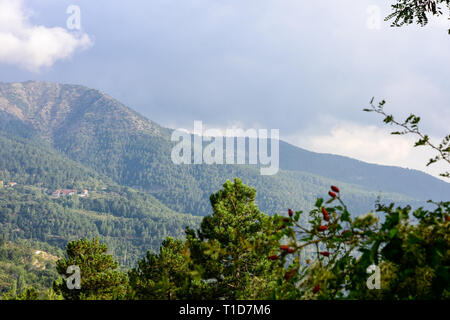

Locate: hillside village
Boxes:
[51,189,89,198]
[0,181,89,198]
[0,181,17,188]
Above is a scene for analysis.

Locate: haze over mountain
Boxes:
[278,141,450,201]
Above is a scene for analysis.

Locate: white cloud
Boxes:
[287,122,448,181]
[166,119,275,137]
[0,0,92,72]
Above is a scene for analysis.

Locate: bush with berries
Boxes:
[266,186,450,300]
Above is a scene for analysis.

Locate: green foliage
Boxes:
[0,185,200,267]
[127,237,196,300]
[1,286,63,300]
[270,187,450,300]
[53,238,128,300]
[186,178,280,299]
[385,0,450,34]
[364,98,450,178]
[2,181,449,300]
[128,179,281,300]
[0,240,60,299]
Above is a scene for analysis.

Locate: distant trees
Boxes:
[2,176,448,300]
[0,183,200,268]
[0,241,60,300]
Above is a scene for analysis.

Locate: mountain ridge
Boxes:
[0,81,169,141]
[278,140,450,200]
[1,80,448,266]
[0,81,448,219]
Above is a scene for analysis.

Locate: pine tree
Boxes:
[186,178,279,299]
[53,238,128,300]
[127,237,193,299]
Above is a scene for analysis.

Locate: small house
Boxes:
[52,190,61,198]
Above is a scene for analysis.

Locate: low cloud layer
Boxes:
[288,122,448,180]
[0,0,92,72]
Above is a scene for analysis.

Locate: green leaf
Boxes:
[389,228,398,239]
[383,115,394,124]
[315,198,324,208]
[341,210,350,222]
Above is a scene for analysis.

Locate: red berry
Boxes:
[306,259,311,264]
[283,217,290,223]
[331,186,340,193]
[268,255,279,260]
[281,245,295,253]
[313,285,320,294]
[445,215,450,222]
[320,251,330,257]
[288,209,294,217]
[318,225,328,232]
[328,191,337,198]
[321,207,330,221]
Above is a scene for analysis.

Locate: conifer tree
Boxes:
[127,237,193,300]
[186,178,279,299]
[53,238,128,300]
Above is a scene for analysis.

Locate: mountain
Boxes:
[1,82,448,214]
[278,141,450,201]
[0,81,168,140]
[0,81,448,266]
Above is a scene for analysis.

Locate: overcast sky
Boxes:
[0,0,449,179]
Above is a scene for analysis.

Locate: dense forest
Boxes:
[0,240,60,297]
[1,178,448,300]
[0,132,201,267]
